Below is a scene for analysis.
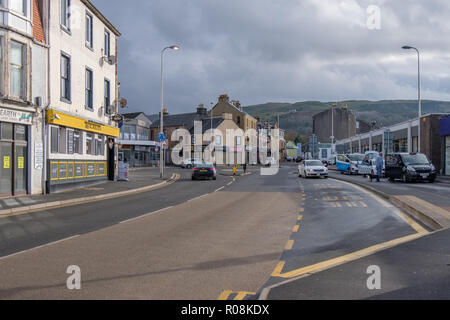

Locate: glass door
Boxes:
[0,142,13,197]
[15,144,27,195]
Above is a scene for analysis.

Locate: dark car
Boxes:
[192,162,217,180]
[385,153,437,183]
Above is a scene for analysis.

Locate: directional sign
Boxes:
[158,133,166,142]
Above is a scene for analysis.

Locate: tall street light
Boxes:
[402,45,421,153]
[160,45,180,179]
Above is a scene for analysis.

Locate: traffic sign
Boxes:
[158,133,166,142]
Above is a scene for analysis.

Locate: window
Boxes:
[216,136,221,145]
[104,79,111,114]
[236,136,242,145]
[95,135,104,156]
[86,133,93,155]
[10,41,25,98]
[104,30,110,57]
[74,131,82,154]
[60,53,71,101]
[11,0,25,15]
[61,0,70,31]
[85,13,93,48]
[50,127,65,153]
[85,68,93,109]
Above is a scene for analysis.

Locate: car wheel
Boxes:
[402,173,409,183]
[192,176,195,181]
[213,176,217,180]
[388,177,395,183]
[187,164,192,169]
[428,177,435,183]
[340,171,344,175]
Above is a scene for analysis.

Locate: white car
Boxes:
[298,160,328,178]
[181,158,203,169]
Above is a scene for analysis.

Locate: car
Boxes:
[192,162,217,180]
[336,154,364,175]
[358,151,382,177]
[298,160,328,178]
[385,153,437,183]
[182,158,203,169]
[321,159,329,167]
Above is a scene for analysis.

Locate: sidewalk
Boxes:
[0,167,178,216]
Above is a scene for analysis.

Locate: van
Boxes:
[385,153,437,183]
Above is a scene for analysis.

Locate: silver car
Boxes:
[298,160,329,178]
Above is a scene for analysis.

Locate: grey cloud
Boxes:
[93,0,450,114]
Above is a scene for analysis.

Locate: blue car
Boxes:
[336,154,365,175]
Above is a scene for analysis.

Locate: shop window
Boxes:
[74,130,82,154]
[51,127,66,154]
[95,135,104,156]
[15,125,26,141]
[1,123,13,140]
[86,133,93,155]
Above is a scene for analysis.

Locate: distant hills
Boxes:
[243,100,450,137]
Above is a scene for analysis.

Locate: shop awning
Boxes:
[46,109,120,137]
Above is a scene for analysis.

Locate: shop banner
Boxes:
[0,107,32,125]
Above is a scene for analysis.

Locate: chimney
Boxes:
[232,100,241,109]
[222,113,233,120]
[218,94,229,103]
[196,104,207,115]
[159,109,169,117]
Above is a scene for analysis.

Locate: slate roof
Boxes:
[149,112,207,129]
[188,117,224,134]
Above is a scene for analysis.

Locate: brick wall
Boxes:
[33,0,45,43]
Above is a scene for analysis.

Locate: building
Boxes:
[440,116,450,176]
[0,0,48,198]
[118,112,158,167]
[313,105,356,143]
[336,113,450,174]
[44,0,121,192]
[149,105,210,164]
[188,113,242,164]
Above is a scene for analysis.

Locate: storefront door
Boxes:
[14,143,27,195]
[0,142,13,197]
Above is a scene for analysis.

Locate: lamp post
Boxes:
[160,45,179,179]
[402,46,421,153]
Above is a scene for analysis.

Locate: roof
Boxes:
[121,112,146,119]
[82,0,121,36]
[189,117,224,134]
[213,101,257,121]
[149,112,206,129]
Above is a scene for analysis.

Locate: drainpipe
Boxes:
[42,0,51,194]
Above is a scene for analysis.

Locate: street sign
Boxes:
[158,133,166,142]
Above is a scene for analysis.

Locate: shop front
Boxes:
[0,107,33,198]
[441,116,450,176]
[46,109,120,192]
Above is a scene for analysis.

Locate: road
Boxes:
[0,164,437,299]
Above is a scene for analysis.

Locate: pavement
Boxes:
[0,164,434,300]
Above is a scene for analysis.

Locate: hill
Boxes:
[243,100,450,138]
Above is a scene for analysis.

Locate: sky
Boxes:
[92,0,450,115]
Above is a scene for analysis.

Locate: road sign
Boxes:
[158,133,166,142]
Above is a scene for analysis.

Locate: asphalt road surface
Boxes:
[0,164,430,299]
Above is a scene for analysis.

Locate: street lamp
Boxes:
[160,45,180,179]
[402,45,421,153]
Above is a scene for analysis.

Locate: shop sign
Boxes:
[0,107,32,125]
[3,156,10,169]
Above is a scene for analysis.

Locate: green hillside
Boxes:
[243,100,450,138]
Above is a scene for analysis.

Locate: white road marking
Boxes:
[187,194,210,202]
[0,235,80,260]
[215,186,225,192]
[119,206,174,224]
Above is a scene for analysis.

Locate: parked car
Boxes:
[182,158,203,169]
[385,153,437,183]
[192,162,217,180]
[358,151,383,177]
[336,154,364,175]
[298,160,328,178]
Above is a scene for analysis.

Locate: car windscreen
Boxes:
[401,154,430,165]
[195,163,213,168]
[305,161,323,166]
[347,155,364,162]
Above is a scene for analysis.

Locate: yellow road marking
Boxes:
[343,196,348,201]
[234,291,256,300]
[346,202,353,207]
[293,225,300,232]
[217,290,233,300]
[298,215,303,221]
[271,232,426,278]
[336,202,342,208]
[359,201,368,208]
[272,261,286,277]
[299,208,304,212]
[285,240,294,250]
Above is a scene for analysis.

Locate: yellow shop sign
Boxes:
[46,109,120,137]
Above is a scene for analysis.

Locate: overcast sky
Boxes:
[92,0,450,115]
